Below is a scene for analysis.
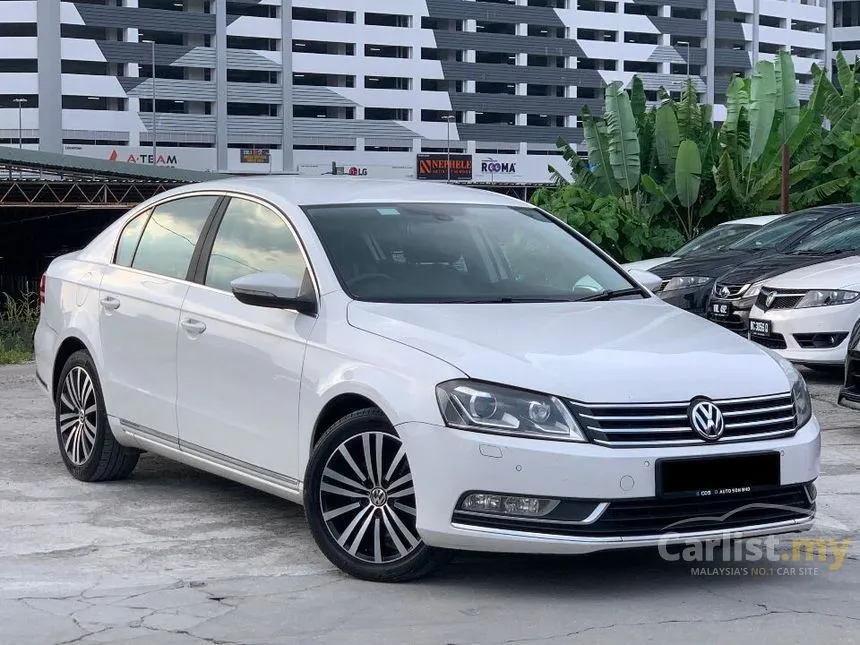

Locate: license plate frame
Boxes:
[656,452,781,499]
[749,319,771,337]
[710,300,732,317]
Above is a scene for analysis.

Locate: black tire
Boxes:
[304,408,452,582]
[55,350,140,482]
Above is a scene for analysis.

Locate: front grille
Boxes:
[750,332,788,350]
[452,484,815,537]
[568,393,797,447]
[756,290,806,311]
[713,282,747,298]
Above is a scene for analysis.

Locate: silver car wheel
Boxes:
[319,431,420,564]
[58,366,98,466]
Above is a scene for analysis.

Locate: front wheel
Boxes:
[304,408,451,582]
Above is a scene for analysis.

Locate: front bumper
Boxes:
[399,418,820,553]
[747,304,855,365]
[838,348,860,410]
[707,299,753,334]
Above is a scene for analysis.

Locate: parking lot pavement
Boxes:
[1,363,858,645]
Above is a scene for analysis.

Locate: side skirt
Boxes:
[114,417,304,505]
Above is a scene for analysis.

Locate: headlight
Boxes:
[663,276,712,292]
[759,347,812,428]
[435,380,587,442]
[796,289,860,308]
[736,283,765,308]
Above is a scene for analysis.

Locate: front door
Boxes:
[98,195,220,440]
[176,196,317,481]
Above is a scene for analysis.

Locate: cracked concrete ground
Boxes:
[1,363,858,645]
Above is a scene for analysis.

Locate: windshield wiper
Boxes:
[575,287,645,302]
[789,249,845,256]
[447,296,578,304]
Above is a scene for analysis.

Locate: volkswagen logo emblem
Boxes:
[688,399,725,441]
[764,289,777,308]
[719,285,731,298]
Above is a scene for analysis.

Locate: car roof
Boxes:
[170,175,526,207]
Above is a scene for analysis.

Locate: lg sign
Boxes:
[481,158,517,174]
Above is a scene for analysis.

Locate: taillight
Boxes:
[39,273,46,305]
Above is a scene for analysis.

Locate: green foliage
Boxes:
[534,49,860,262]
[0,292,39,364]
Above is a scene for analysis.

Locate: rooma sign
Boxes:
[481,157,517,174]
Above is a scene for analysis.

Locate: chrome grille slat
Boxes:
[569,392,797,448]
[726,415,796,429]
[722,404,793,417]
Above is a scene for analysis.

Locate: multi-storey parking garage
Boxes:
[0,0,830,184]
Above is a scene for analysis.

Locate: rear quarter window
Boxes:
[114,210,150,267]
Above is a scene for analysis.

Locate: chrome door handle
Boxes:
[181,318,207,335]
[99,296,120,311]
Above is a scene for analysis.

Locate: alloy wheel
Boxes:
[319,431,420,564]
[58,366,98,466]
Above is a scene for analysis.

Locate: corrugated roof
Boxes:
[0,146,227,183]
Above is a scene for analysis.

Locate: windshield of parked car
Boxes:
[727,211,825,251]
[673,223,758,257]
[304,203,643,303]
[788,213,860,254]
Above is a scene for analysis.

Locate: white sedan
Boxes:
[622,214,783,273]
[748,256,860,366]
[35,177,818,582]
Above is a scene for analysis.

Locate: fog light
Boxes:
[460,493,558,517]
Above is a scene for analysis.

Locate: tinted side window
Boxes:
[114,209,150,267]
[131,196,218,279]
[204,198,310,292]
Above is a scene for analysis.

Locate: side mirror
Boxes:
[627,268,663,292]
[231,272,317,316]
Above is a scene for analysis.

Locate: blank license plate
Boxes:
[749,319,771,336]
[658,452,780,498]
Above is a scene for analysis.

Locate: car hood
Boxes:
[650,250,759,279]
[760,254,860,290]
[622,257,677,272]
[347,298,790,403]
[716,251,857,286]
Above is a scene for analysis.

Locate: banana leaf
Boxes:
[675,140,702,208]
[677,78,701,141]
[793,177,853,209]
[721,76,748,153]
[775,49,799,142]
[748,60,777,168]
[604,81,641,191]
[836,51,856,106]
[581,106,621,196]
[631,76,647,129]
[715,151,742,201]
[655,102,680,175]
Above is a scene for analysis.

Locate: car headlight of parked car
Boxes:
[735,282,765,308]
[759,348,812,428]
[796,289,860,308]
[436,380,587,442]
[662,276,712,292]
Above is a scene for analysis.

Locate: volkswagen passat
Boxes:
[34,177,819,582]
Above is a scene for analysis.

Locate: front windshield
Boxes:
[304,203,642,303]
[727,211,824,251]
[789,213,860,253]
[674,223,757,257]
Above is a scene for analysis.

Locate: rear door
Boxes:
[98,194,222,442]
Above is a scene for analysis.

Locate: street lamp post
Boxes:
[443,114,456,183]
[142,39,157,164]
[677,41,691,78]
[12,98,27,149]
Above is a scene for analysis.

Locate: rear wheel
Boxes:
[304,408,451,582]
[55,350,140,482]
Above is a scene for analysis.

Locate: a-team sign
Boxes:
[108,149,178,166]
